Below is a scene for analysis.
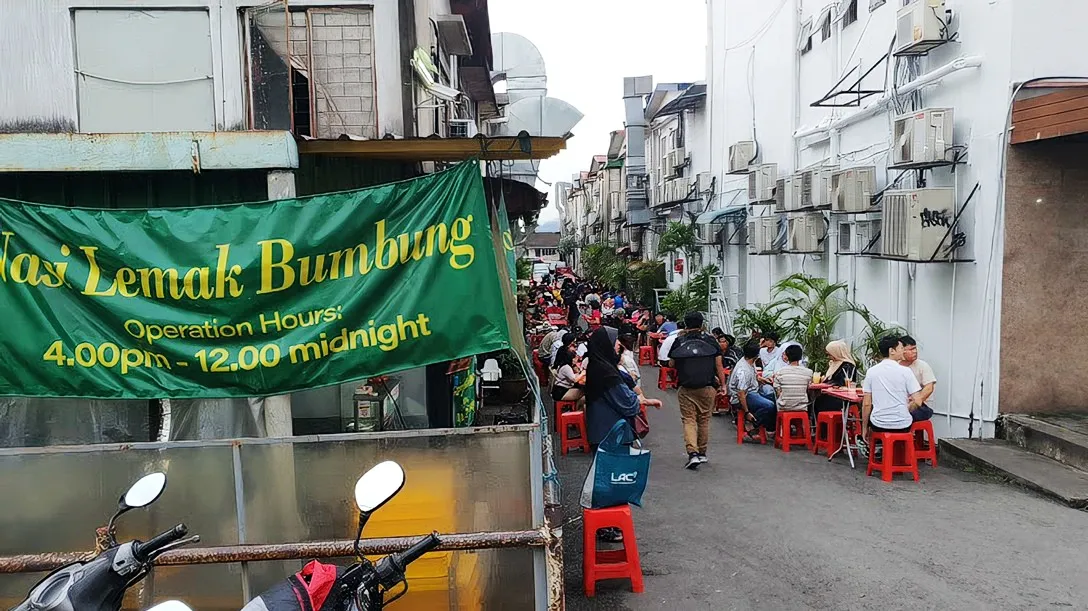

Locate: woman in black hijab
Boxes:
[583,327,645,446]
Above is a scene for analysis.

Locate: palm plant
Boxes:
[733,302,790,344]
[656,221,699,260]
[847,303,906,371]
[770,273,849,373]
[580,242,626,288]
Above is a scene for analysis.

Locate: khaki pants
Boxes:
[677,386,717,455]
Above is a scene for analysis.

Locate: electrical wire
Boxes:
[724,0,790,51]
[836,7,875,82]
[74,70,212,86]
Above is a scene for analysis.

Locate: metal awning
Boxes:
[696,190,747,224]
[654,83,707,118]
[696,203,747,224]
[297,134,568,161]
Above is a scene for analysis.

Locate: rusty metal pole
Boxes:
[0,530,547,574]
[544,504,565,611]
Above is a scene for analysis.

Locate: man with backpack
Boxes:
[669,312,728,470]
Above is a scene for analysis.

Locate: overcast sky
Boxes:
[488,0,708,229]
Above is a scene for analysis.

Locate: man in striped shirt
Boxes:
[773,344,814,413]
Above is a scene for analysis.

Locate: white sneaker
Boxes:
[697,453,708,464]
[685,453,701,470]
[855,436,869,459]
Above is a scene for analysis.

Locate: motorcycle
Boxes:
[242,461,441,611]
[11,472,200,611]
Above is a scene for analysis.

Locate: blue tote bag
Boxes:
[580,420,652,509]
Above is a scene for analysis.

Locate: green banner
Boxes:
[496,196,518,289]
[0,161,510,399]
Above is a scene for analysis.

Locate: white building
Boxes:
[640,82,712,289]
[703,0,1088,438]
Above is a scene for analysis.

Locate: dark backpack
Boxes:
[670,333,720,389]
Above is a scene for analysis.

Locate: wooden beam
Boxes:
[1012,116,1088,144]
[1013,92,1088,123]
[1011,88,1088,144]
[296,136,567,161]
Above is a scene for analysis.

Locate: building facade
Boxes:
[700,0,1088,438]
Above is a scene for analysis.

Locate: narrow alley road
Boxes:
[558,382,1088,610]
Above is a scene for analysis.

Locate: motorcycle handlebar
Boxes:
[394,532,440,567]
[133,524,188,562]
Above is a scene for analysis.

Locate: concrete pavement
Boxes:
[558,381,1088,610]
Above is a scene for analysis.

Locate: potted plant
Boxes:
[496,349,530,402]
[770,273,849,373]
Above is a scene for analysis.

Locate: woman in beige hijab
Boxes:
[815,340,859,415]
[824,340,857,386]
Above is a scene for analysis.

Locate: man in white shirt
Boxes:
[757,331,800,398]
[862,336,924,438]
[657,328,682,368]
[898,335,936,423]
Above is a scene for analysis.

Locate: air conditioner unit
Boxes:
[831,166,877,213]
[747,216,780,255]
[673,147,687,171]
[838,218,882,254]
[881,188,958,261]
[774,178,786,213]
[809,166,836,209]
[696,172,713,194]
[448,119,475,138]
[611,205,623,220]
[895,0,948,57]
[728,141,757,174]
[674,177,689,201]
[782,174,803,211]
[748,163,777,202]
[892,108,954,167]
[786,213,825,253]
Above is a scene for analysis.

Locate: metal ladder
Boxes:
[708,274,741,334]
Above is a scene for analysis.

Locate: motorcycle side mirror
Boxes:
[123,472,168,509]
[354,461,405,515]
[351,461,405,558]
[145,601,193,611]
[106,473,167,546]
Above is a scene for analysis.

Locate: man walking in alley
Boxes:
[669,312,727,470]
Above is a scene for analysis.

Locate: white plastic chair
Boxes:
[480,359,502,390]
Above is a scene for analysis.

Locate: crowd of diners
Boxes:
[525,271,937,468]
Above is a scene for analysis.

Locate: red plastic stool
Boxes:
[532,350,549,386]
[555,400,577,432]
[638,345,656,366]
[582,505,644,597]
[560,410,590,455]
[657,367,679,390]
[714,393,731,415]
[735,408,767,445]
[775,411,813,453]
[911,420,938,467]
[866,432,919,482]
[814,411,843,456]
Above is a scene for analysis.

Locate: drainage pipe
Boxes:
[794,55,983,141]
